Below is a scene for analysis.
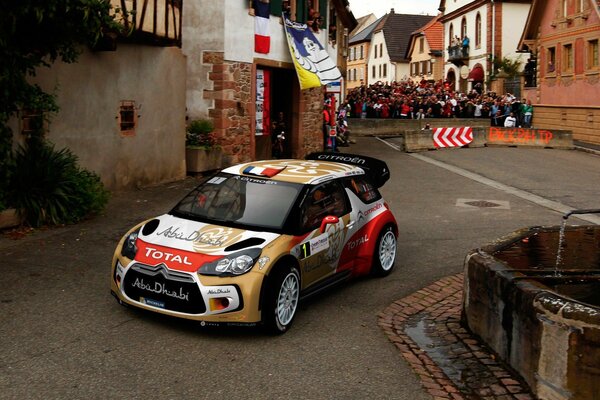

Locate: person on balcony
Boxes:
[461,36,470,57]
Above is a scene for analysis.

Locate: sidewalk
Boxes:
[379,274,536,400]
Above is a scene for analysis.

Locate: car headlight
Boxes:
[120,229,140,259]
[198,248,262,276]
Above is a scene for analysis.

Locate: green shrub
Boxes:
[7,141,109,227]
[186,119,217,149]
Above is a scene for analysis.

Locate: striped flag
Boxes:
[253,0,270,54]
[283,15,342,90]
[243,165,285,178]
[432,127,473,148]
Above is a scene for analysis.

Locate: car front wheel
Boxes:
[371,226,397,277]
[263,265,300,334]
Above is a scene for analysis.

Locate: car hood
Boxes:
[129,214,282,272]
[137,214,280,255]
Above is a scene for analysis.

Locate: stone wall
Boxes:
[204,51,252,165]
[299,87,324,157]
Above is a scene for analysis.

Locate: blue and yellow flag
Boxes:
[283,15,342,90]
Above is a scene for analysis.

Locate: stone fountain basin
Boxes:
[463,225,600,400]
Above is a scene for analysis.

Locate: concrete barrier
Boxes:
[348,118,490,137]
[486,127,574,149]
[403,127,573,152]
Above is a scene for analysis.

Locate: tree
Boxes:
[0,0,125,207]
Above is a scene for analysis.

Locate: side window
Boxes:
[345,176,381,204]
[300,181,348,231]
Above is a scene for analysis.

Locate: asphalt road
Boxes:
[1,137,600,400]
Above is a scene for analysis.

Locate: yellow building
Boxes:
[346,15,381,92]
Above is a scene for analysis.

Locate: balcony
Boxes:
[447,45,469,66]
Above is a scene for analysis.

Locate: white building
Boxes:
[438,0,531,93]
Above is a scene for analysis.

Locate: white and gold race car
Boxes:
[111,153,398,333]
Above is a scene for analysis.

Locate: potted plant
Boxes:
[185,119,224,173]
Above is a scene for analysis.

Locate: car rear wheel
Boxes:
[371,226,397,277]
[263,265,300,334]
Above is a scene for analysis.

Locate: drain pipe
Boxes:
[563,209,600,220]
[491,0,495,80]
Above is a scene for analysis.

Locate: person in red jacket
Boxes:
[323,104,331,150]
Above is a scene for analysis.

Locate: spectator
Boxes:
[521,99,534,128]
[504,112,517,128]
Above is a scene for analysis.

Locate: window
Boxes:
[421,61,428,75]
[300,181,348,231]
[449,23,454,47]
[383,64,387,77]
[563,43,573,72]
[419,37,424,54]
[461,17,467,39]
[576,0,584,13]
[360,45,364,59]
[21,109,45,136]
[271,0,326,26]
[378,64,381,77]
[118,100,137,136]
[344,176,381,204]
[374,44,377,59]
[562,0,567,17]
[352,47,356,60]
[353,68,357,81]
[547,47,556,73]
[372,65,376,78]
[475,13,481,48]
[588,39,599,69]
[379,43,383,57]
[360,67,364,81]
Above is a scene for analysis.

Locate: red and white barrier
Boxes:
[433,127,473,148]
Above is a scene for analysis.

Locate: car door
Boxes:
[296,180,351,288]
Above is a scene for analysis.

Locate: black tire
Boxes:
[371,225,397,277]
[262,265,300,334]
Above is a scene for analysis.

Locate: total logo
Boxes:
[144,246,192,266]
[347,234,369,250]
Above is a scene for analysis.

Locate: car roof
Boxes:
[221,159,365,185]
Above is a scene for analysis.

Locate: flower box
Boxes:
[185,147,224,173]
[0,208,21,230]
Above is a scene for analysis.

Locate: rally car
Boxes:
[111,152,398,333]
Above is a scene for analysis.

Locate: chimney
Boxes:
[390,8,394,14]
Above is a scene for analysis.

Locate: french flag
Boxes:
[253,0,270,54]
[243,166,284,177]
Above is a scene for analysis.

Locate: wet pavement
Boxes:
[379,274,536,400]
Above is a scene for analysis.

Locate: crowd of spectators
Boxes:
[343,79,533,128]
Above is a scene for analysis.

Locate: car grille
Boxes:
[123,263,206,314]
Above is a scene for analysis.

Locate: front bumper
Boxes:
[111,257,265,324]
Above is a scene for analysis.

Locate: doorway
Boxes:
[255,67,296,160]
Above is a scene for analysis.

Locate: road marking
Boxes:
[409,152,600,225]
[375,136,600,224]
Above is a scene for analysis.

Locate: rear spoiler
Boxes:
[306,152,390,188]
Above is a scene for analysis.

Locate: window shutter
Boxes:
[270,0,283,16]
[319,0,327,29]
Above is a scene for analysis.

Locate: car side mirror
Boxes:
[320,215,339,233]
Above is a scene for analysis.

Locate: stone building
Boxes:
[519,0,600,145]
[183,0,356,163]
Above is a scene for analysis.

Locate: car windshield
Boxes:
[171,173,303,231]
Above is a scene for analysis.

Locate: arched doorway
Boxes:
[468,63,484,93]
[446,69,457,91]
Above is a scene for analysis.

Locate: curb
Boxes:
[378,273,536,399]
